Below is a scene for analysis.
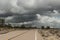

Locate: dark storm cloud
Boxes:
[0,0,60,17]
[5,14,37,23]
[12,14,37,23]
[0,0,60,27]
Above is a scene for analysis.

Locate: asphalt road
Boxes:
[0,29,58,40]
[0,29,38,40]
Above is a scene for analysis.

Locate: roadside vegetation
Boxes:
[0,18,56,34]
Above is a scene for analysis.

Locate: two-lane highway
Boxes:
[0,29,45,40]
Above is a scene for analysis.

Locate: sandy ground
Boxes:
[0,29,60,40]
[38,29,60,40]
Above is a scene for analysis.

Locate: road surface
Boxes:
[0,29,38,40]
[0,29,59,40]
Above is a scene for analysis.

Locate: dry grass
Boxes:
[38,28,60,40]
[0,27,15,34]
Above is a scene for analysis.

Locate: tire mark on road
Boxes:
[8,30,30,40]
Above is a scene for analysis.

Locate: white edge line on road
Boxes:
[35,30,37,40]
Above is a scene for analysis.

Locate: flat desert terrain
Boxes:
[0,29,60,40]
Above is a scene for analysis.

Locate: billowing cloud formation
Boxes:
[0,0,60,14]
[36,14,60,28]
[0,0,60,28]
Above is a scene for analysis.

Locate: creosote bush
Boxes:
[41,26,45,29]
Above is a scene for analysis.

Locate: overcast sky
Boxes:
[0,0,60,28]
